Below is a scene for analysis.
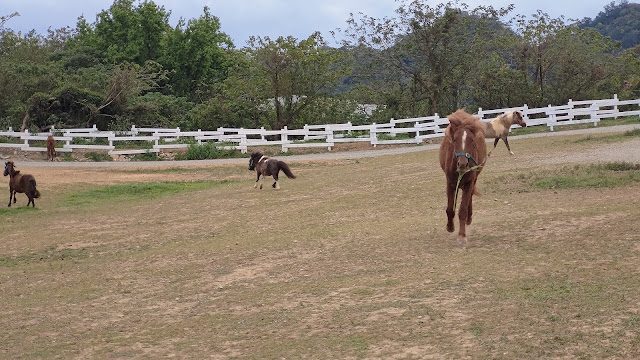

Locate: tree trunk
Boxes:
[20,112,30,132]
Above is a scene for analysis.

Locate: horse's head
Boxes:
[4,161,14,177]
[452,127,480,172]
[447,110,485,173]
[510,111,527,127]
[248,152,263,170]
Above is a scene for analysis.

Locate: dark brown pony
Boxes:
[248,152,296,190]
[439,110,487,244]
[482,110,527,156]
[46,135,56,161]
[4,161,41,207]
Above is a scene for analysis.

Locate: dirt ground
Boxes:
[1,126,640,359]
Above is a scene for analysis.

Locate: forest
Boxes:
[0,0,639,132]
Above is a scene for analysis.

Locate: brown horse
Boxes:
[4,161,41,207]
[248,152,296,190]
[439,110,487,244]
[46,135,56,161]
[482,110,527,156]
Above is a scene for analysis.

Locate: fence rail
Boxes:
[1,95,638,156]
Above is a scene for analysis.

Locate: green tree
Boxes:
[341,0,514,117]
[162,6,233,99]
[89,0,170,64]
[514,11,620,106]
[245,32,352,129]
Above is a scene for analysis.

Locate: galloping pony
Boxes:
[482,110,527,156]
[248,152,296,190]
[439,110,487,244]
[4,161,41,207]
[46,135,56,161]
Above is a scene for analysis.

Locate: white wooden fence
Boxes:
[1,95,638,156]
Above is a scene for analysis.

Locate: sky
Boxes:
[0,0,616,47]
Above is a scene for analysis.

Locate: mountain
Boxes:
[578,1,640,49]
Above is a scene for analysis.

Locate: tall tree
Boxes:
[90,0,170,64]
[162,6,233,99]
[245,32,352,129]
[341,0,514,117]
[514,11,619,106]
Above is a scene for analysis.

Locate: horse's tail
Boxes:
[278,161,296,179]
[30,178,41,199]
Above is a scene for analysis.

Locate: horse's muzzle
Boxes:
[456,158,470,173]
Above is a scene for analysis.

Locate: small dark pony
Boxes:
[4,161,41,207]
[248,152,296,190]
[482,110,527,156]
[46,135,56,161]
[439,110,487,244]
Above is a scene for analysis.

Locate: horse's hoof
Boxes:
[457,235,468,245]
[466,217,472,225]
[259,184,263,190]
[446,223,454,233]
[509,151,514,155]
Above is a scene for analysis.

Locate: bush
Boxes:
[84,152,112,162]
[131,152,160,161]
[178,142,244,160]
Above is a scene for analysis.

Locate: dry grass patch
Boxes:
[1,134,639,358]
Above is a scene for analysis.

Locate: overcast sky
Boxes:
[1,0,616,46]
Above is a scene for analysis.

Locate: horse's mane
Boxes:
[447,109,483,135]
[497,111,519,126]
[251,151,264,159]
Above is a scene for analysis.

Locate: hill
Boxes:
[578,1,640,48]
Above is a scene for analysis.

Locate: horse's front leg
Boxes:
[446,179,455,233]
[254,172,261,189]
[503,137,514,155]
[457,185,472,244]
[7,189,12,207]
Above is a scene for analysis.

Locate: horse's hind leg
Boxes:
[272,173,280,190]
[487,138,499,157]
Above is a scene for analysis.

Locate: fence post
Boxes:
[23,129,29,150]
[548,105,555,131]
[371,123,377,147]
[281,126,288,153]
[613,94,619,118]
[240,134,248,154]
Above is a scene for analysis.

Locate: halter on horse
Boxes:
[439,110,487,244]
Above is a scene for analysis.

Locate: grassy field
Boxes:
[1,131,640,359]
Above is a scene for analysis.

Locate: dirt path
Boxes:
[3,124,640,169]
